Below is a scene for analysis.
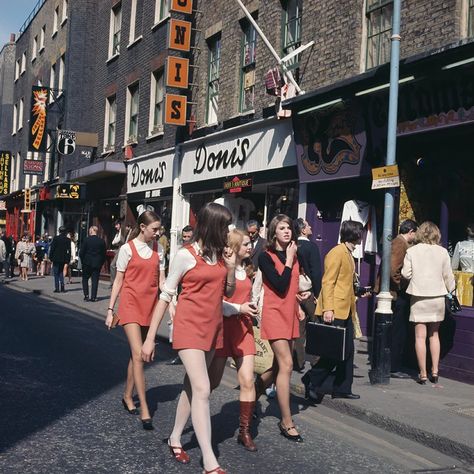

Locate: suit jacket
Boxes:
[80,235,106,269]
[250,236,267,269]
[390,234,409,293]
[315,243,356,320]
[49,234,71,264]
[297,237,322,296]
[401,243,455,297]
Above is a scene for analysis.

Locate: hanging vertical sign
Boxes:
[23,188,31,212]
[171,0,193,14]
[168,19,192,52]
[165,94,187,126]
[28,86,49,153]
[0,151,12,196]
[166,57,189,89]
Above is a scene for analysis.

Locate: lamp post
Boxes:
[369,0,402,385]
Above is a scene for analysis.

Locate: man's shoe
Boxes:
[390,371,411,379]
[53,289,60,293]
[90,297,98,302]
[84,296,90,301]
[168,357,182,365]
[332,392,360,400]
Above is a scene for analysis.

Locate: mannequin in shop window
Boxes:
[451,223,474,307]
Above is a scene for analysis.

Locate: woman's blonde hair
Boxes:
[415,221,441,245]
[227,228,254,277]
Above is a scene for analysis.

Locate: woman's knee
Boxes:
[191,380,211,401]
[238,374,254,392]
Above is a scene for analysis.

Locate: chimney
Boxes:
[10,33,16,43]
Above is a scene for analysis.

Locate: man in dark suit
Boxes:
[49,226,71,293]
[80,226,106,302]
[247,220,267,269]
[294,218,322,371]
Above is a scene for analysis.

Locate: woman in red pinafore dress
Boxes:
[256,214,304,443]
[209,229,259,452]
[141,203,235,474]
[106,211,165,431]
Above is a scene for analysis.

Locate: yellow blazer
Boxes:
[315,243,356,320]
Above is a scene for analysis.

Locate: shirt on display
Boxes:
[214,195,256,229]
[452,238,474,273]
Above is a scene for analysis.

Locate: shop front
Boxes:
[179,117,299,238]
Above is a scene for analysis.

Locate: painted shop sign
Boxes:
[23,159,45,176]
[127,151,174,194]
[28,86,49,153]
[0,151,12,196]
[223,176,253,193]
[180,119,297,184]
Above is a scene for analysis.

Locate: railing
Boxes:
[18,0,46,39]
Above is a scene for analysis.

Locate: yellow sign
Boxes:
[23,188,31,212]
[371,164,400,190]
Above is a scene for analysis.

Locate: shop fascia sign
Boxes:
[127,151,174,194]
[181,119,296,184]
[224,176,253,193]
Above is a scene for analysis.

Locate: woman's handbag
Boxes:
[299,273,312,292]
[445,291,462,314]
[110,312,120,329]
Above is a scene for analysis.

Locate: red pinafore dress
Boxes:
[215,275,256,359]
[172,245,227,351]
[261,250,300,341]
[117,240,159,327]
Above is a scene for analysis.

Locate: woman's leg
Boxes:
[414,323,428,377]
[170,349,219,471]
[270,339,299,435]
[255,358,278,401]
[122,358,135,408]
[209,355,227,392]
[63,263,68,279]
[427,322,441,375]
[123,324,151,420]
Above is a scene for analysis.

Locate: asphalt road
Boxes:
[0,284,472,474]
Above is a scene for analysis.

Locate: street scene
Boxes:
[1,0,474,473]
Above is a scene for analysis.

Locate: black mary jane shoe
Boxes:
[416,374,428,385]
[277,421,303,443]
[141,418,154,431]
[429,373,439,384]
[121,398,139,415]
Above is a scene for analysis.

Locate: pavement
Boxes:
[3,273,474,466]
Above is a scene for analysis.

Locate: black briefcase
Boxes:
[305,320,347,361]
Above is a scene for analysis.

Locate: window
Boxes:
[239,21,257,113]
[126,83,139,143]
[469,0,474,37]
[58,54,65,95]
[282,0,302,70]
[62,0,68,24]
[206,36,221,124]
[18,98,24,131]
[366,0,393,69]
[15,152,21,192]
[129,0,143,43]
[32,36,38,61]
[44,134,52,182]
[21,52,26,75]
[40,26,45,51]
[12,104,17,134]
[154,0,170,24]
[104,95,117,149]
[15,59,20,81]
[109,4,122,58]
[53,6,59,36]
[50,64,56,102]
[149,70,165,135]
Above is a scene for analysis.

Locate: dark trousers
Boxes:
[390,291,410,373]
[294,293,316,370]
[302,317,354,395]
[82,265,100,299]
[52,263,65,290]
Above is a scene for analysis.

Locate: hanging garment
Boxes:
[265,67,282,96]
[277,83,297,119]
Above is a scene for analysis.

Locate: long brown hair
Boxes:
[266,214,293,252]
[129,210,161,240]
[194,202,232,259]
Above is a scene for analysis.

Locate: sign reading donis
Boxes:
[180,120,296,184]
[126,150,174,194]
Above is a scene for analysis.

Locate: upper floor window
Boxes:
[12,104,18,133]
[239,21,257,113]
[129,0,144,44]
[32,36,38,61]
[40,26,46,51]
[282,0,302,70]
[126,83,140,143]
[15,59,20,81]
[366,0,393,69]
[18,98,24,131]
[104,95,117,149]
[206,35,221,124]
[154,0,170,24]
[62,0,68,24]
[149,69,165,135]
[50,64,56,102]
[109,3,122,58]
[21,52,26,75]
[469,0,474,37]
[58,54,65,96]
[53,6,59,36]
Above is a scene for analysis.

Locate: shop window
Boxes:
[239,20,257,113]
[129,0,143,44]
[282,0,302,71]
[40,26,45,52]
[366,0,393,69]
[32,36,38,62]
[469,0,474,37]
[206,35,221,125]
[53,6,59,37]
[104,95,117,150]
[109,3,122,59]
[125,83,139,144]
[149,69,164,135]
[154,0,170,25]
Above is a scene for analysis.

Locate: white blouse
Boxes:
[116,238,165,273]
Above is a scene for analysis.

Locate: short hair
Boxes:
[89,225,98,235]
[340,220,363,244]
[182,225,193,233]
[246,220,259,229]
[399,219,418,235]
[58,226,67,234]
[415,221,441,245]
[114,219,122,226]
[294,218,307,237]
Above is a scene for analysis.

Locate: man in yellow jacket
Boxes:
[302,220,363,401]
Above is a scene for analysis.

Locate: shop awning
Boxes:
[67,160,126,183]
[283,40,474,112]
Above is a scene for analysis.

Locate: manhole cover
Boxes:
[455,407,474,417]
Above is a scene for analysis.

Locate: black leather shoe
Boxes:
[332,393,360,399]
[278,421,303,443]
[84,296,90,301]
[168,357,182,365]
[53,289,60,293]
[304,383,324,404]
[90,297,98,302]
[141,418,154,431]
[122,398,139,415]
[390,371,411,379]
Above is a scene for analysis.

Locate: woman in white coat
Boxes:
[401,221,455,384]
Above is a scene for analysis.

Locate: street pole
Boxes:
[369,0,402,385]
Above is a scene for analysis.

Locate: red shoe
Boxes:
[202,467,227,474]
[166,439,190,464]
